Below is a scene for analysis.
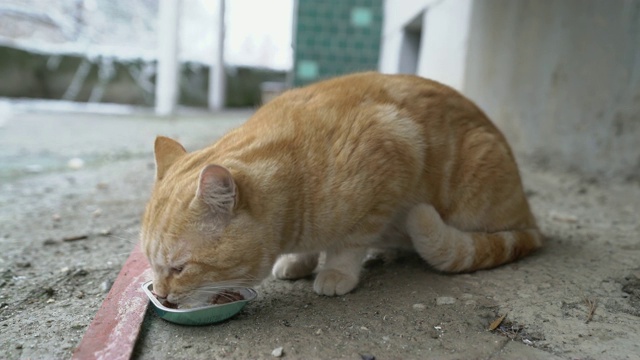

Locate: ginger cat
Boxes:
[141,72,542,308]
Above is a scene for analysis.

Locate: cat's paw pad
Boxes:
[313,269,358,296]
[272,254,318,280]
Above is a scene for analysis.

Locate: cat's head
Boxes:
[140,136,275,308]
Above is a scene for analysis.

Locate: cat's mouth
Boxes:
[151,291,179,309]
[161,299,179,309]
[155,290,245,309]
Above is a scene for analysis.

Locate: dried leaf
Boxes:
[489,313,507,331]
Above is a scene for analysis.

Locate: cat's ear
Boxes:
[195,164,237,215]
[154,136,187,181]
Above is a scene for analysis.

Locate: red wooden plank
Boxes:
[72,244,151,360]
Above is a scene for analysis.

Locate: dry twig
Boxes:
[62,234,89,242]
[584,297,597,323]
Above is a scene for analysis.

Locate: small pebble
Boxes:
[549,210,578,223]
[73,269,88,277]
[412,303,426,311]
[315,328,323,335]
[271,346,283,357]
[46,298,55,304]
[100,279,114,293]
[67,158,85,170]
[43,287,54,297]
[16,261,31,268]
[52,213,61,222]
[436,296,456,305]
[98,228,112,236]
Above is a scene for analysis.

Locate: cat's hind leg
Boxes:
[272,253,319,280]
[314,247,367,296]
[406,204,542,272]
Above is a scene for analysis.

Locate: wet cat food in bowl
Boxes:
[141,280,257,326]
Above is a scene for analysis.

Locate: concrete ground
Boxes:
[1,105,639,359]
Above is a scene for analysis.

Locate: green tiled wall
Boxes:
[293,0,383,86]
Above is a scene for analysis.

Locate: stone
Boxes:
[436,296,456,305]
[412,303,426,311]
[67,158,85,170]
[271,346,284,357]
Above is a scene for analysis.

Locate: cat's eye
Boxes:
[171,266,185,274]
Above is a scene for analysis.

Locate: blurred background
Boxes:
[0,0,293,109]
[0,0,638,180]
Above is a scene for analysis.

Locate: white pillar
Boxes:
[155,0,181,116]
[378,30,403,74]
[416,0,473,91]
[208,0,226,111]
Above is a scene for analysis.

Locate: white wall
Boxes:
[381,0,640,179]
[464,0,640,179]
[416,0,472,90]
[379,0,473,91]
[379,0,431,75]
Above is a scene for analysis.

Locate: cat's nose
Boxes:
[152,290,167,300]
[152,283,168,299]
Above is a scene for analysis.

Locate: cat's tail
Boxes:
[406,204,542,272]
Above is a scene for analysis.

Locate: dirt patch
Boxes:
[617,271,640,317]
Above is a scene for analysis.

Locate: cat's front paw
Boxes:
[272,253,318,280]
[313,269,358,296]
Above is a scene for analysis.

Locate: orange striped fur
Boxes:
[140,72,542,306]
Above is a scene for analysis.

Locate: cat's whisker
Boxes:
[195,283,256,292]
[202,278,258,285]
[111,251,138,258]
[196,285,255,292]
[106,232,141,247]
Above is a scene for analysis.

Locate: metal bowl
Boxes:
[141,280,257,326]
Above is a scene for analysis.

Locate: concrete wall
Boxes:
[415,0,471,91]
[379,0,471,91]
[380,0,640,180]
[464,0,640,179]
